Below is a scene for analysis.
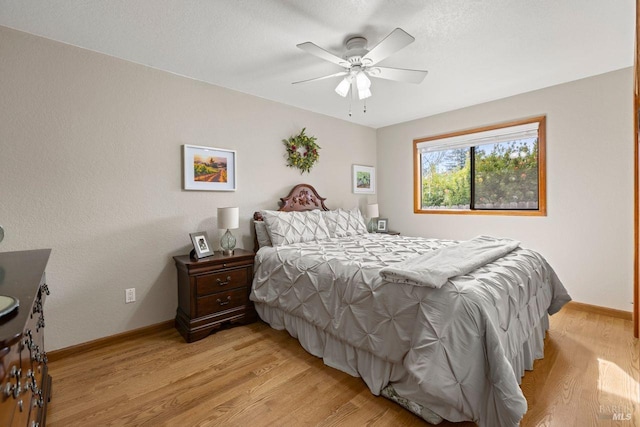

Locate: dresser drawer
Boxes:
[196,288,247,317]
[196,267,248,296]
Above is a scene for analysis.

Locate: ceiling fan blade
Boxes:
[361,28,415,66]
[297,42,350,67]
[292,71,349,85]
[368,66,428,84]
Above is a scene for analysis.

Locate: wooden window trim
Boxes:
[413,115,547,216]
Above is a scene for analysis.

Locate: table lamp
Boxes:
[218,207,239,255]
[365,204,379,233]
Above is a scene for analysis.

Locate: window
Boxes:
[413,116,546,216]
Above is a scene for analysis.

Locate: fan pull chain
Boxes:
[348,95,352,117]
[364,99,367,114]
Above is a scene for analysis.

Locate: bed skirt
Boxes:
[254,302,549,424]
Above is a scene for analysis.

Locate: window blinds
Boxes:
[416,122,539,153]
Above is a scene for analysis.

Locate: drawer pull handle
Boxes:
[216,276,232,286]
[216,296,232,306]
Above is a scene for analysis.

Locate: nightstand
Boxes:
[377,231,400,236]
[174,248,257,342]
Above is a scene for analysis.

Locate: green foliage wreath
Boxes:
[283,128,320,174]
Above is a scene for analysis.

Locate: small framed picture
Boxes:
[189,231,214,259]
[376,218,388,233]
[183,144,237,191]
[352,165,375,194]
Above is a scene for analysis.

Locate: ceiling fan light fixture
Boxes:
[335,76,352,97]
[358,87,372,100]
[356,71,371,91]
[295,28,427,115]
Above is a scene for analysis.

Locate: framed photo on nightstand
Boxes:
[189,231,214,259]
[376,218,388,233]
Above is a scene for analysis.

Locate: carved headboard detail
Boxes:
[279,183,329,212]
[252,183,329,251]
[253,183,329,222]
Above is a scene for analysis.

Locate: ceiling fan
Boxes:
[293,28,428,103]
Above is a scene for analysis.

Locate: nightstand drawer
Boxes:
[196,267,248,296]
[197,288,247,317]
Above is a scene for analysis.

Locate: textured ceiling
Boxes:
[0,0,634,129]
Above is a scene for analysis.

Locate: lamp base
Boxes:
[220,229,237,256]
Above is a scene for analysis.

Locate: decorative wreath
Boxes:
[283,128,321,174]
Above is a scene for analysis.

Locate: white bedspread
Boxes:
[250,234,571,427]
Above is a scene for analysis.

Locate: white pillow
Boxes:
[322,208,368,237]
[262,210,331,246]
[254,220,272,248]
[321,210,340,237]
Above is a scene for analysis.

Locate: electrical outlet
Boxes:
[125,288,136,303]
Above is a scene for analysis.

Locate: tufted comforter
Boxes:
[250,233,570,426]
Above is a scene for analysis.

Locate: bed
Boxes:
[250,184,571,427]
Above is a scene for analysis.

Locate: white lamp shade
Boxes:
[366,204,379,218]
[217,207,239,229]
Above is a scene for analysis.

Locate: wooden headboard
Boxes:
[252,183,329,252]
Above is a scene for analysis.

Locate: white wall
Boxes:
[0,27,377,350]
[377,68,634,311]
[1,24,631,351]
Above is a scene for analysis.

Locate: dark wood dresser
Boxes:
[174,249,256,342]
[0,249,52,427]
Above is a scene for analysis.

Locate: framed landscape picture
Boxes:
[352,165,375,194]
[183,145,236,191]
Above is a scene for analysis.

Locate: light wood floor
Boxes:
[47,305,639,426]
